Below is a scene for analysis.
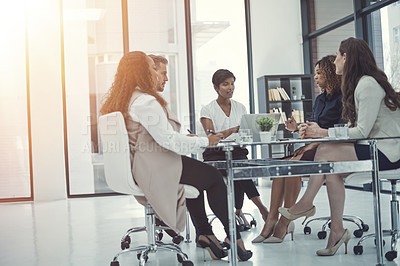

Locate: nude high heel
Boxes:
[251,223,276,243]
[278,206,316,224]
[263,221,295,243]
[316,229,351,256]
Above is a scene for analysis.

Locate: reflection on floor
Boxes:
[0,185,398,266]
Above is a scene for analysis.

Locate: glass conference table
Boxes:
[204,136,398,266]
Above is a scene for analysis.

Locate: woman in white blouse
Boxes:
[200,69,269,229]
[100,52,252,261]
[279,37,400,256]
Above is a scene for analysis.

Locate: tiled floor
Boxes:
[1,185,399,266]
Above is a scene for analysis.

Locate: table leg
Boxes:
[370,140,384,265]
[224,146,238,265]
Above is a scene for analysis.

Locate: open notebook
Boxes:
[239,113,281,142]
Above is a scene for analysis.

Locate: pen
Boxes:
[187,129,193,134]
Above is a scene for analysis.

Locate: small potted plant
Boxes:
[256,116,275,143]
[292,87,297,100]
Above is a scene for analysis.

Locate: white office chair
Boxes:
[99,111,197,266]
[345,168,400,261]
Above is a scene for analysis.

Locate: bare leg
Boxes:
[325,174,346,248]
[288,143,358,215]
[235,209,249,227]
[250,196,269,220]
[273,176,302,238]
[288,174,326,214]
[259,153,303,237]
[314,143,358,248]
[258,178,284,237]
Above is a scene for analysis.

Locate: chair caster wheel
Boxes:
[110,261,120,266]
[385,250,397,261]
[157,231,163,241]
[353,229,363,238]
[173,235,184,244]
[317,231,327,239]
[177,253,188,263]
[121,241,130,250]
[362,223,369,232]
[250,219,257,227]
[137,253,149,262]
[121,235,131,250]
[303,226,311,234]
[353,245,363,255]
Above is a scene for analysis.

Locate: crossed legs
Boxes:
[258,153,302,239]
[287,143,358,248]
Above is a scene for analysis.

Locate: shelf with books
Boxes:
[257,74,314,139]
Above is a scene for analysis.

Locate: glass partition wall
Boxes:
[63,0,249,196]
[0,3,32,201]
[63,0,124,195]
[190,0,250,136]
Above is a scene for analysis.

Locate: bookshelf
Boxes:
[258,74,314,131]
[257,74,314,157]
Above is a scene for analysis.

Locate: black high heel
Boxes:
[197,235,228,260]
[223,239,253,261]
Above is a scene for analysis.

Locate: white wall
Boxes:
[27,0,67,201]
[250,0,303,112]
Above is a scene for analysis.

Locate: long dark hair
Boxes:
[339,37,400,126]
[315,55,341,94]
[100,51,166,115]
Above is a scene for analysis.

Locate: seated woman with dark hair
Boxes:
[253,55,343,244]
[280,38,400,256]
[200,69,269,229]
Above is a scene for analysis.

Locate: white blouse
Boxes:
[129,94,209,155]
[200,99,247,139]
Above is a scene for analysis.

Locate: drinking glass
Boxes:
[238,129,253,144]
[334,124,348,139]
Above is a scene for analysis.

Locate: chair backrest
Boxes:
[98,112,144,196]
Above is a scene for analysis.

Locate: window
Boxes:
[127,0,188,123]
[376,3,400,91]
[63,0,124,195]
[0,3,32,200]
[190,0,249,133]
[312,0,353,30]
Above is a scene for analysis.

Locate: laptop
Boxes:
[239,113,281,142]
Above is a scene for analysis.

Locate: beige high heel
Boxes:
[316,229,351,256]
[263,221,295,243]
[278,206,316,224]
[251,223,276,243]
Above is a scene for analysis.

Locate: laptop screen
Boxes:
[239,113,281,142]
